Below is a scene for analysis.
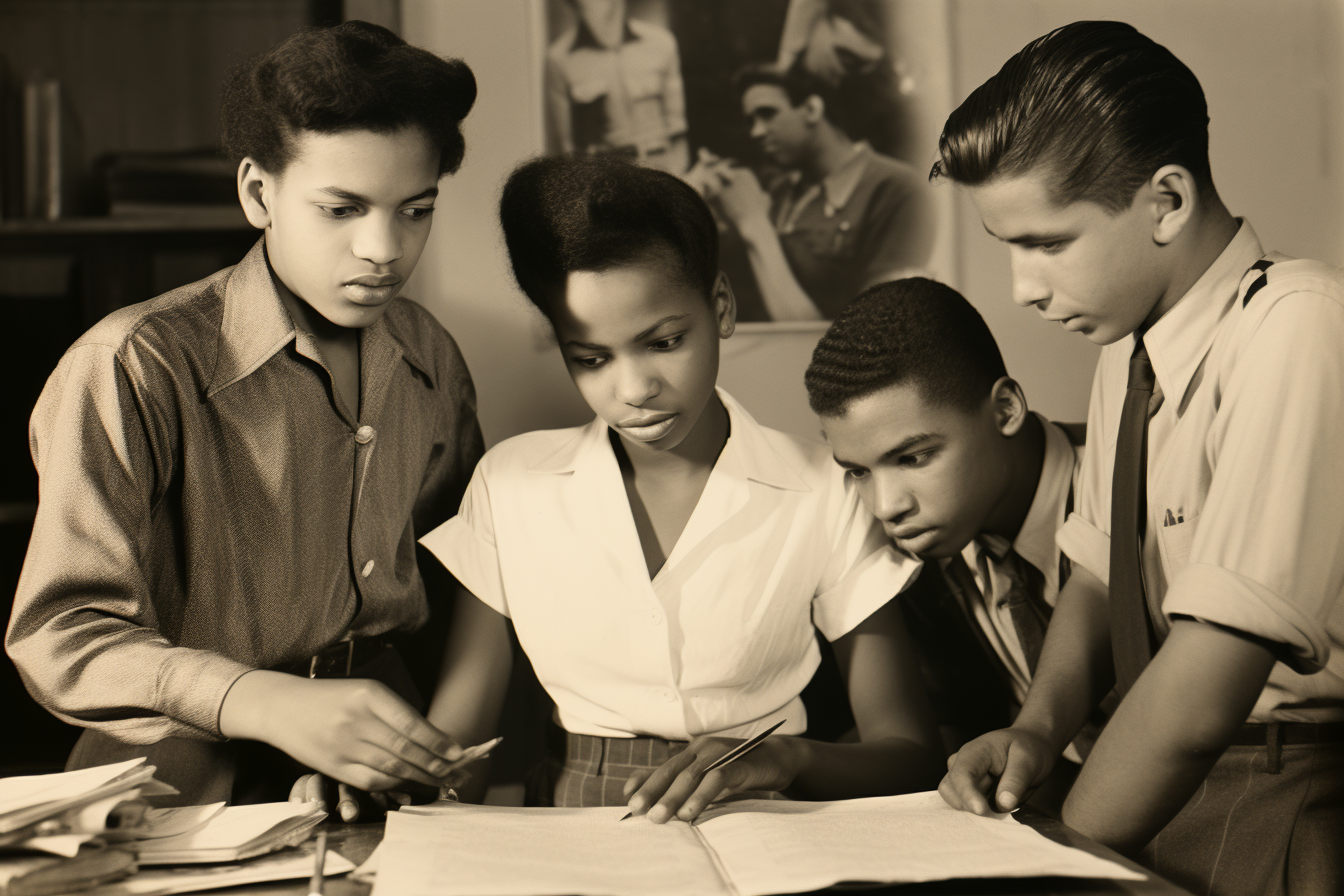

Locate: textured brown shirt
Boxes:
[6,239,483,745]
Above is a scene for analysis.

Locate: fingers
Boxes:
[671,768,736,823]
[336,782,360,823]
[939,747,997,816]
[288,774,308,803]
[366,689,463,763]
[622,768,654,800]
[994,740,1044,813]
[625,750,699,821]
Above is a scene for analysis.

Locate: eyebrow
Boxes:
[318,186,439,205]
[564,314,690,351]
[832,432,939,467]
[981,221,1066,245]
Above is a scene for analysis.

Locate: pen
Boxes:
[620,719,787,821]
[307,830,327,896]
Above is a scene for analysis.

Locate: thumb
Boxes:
[994,741,1041,812]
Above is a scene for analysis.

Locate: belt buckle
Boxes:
[307,639,356,678]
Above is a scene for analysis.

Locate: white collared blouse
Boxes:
[421,389,920,740]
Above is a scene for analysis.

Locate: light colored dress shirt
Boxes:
[1057,221,1344,722]
[952,414,1081,705]
[421,389,920,741]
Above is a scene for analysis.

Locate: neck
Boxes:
[1145,198,1240,329]
[799,124,855,183]
[982,412,1046,543]
[615,393,729,479]
[581,1,626,47]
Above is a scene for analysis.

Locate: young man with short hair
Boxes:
[932,21,1343,895]
[6,21,484,808]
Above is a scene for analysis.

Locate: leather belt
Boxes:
[275,637,391,679]
[1229,720,1344,774]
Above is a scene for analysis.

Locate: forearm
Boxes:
[1012,565,1114,753]
[785,735,944,798]
[1062,619,1275,854]
[736,215,823,322]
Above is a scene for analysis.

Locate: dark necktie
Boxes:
[957,539,1050,675]
[1110,339,1160,695]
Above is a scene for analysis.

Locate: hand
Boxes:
[683,148,728,199]
[708,165,772,230]
[287,772,458,822]
[938,727,1057,815]
[623,735,802,824]
[220,671,464,793]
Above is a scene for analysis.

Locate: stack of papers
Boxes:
[135,802,326,865]
[0,759,175,894]
[364,791,1146,896]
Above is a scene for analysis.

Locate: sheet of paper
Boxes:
[0,759,145,818]
[82,846,355,896]
[136,802,321,862]
[135,803,228,840]
[696,791,1145,895]
[371,804,729,896]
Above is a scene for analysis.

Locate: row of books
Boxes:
[0,759,345,895]
[0,60,239,222]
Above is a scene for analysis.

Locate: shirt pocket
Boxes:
[568,76,610,104]
[1157,512,1200,573]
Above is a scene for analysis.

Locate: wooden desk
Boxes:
[228,810,1190,896]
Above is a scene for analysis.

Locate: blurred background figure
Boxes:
[546,0,690,175]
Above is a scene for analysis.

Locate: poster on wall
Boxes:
[542,0,957,326]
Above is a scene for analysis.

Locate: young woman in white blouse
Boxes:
[423,154,941,821]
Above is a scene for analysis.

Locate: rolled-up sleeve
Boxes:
[1056,349,1115,586]
[1163,293,1344,672]
[419,465,508,618]
[6,344,251,743]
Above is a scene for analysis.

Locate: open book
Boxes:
[369,791,1143,896]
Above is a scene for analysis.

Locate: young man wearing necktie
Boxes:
[806,277,1100,815]
[931,21,1344,896]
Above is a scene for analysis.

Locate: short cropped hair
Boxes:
[733,61,844,130]
[806,278,1007,417]
[499,155,719,321]
[221,21,476,178]
[930,21,1212,212]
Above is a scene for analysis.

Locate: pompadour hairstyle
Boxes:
[498,154,719,321]
[221,20,476,178]
[929,20,1213,212]
[805,277,1007,417]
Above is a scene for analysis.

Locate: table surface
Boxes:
[206,807,1191,896]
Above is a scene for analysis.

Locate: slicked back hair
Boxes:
[499,154,719,321]
[732,61,846,133]
[806,278,1007,417]
[930,21,1212,212]
[221,20,476,178]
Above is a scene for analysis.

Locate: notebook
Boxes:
[134,803,325,865]
[367,791,1144,896]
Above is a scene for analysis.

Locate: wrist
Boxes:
[735,213,777,246]
[218,669,288,742]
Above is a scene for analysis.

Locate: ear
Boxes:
[989,376,1029,437]
[1148,164,1198,246]
[802,95,825,126]
[712,272,737,339]
[237,157,273,230]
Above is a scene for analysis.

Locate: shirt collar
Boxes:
[207,236,438,398]
[570,16,638,50]
[783,142,873,214]
[998,413,1076,590]
[1141,220,1263,410]
[528,388,809,491]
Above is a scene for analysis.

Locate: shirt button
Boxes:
[662,689,676,703]
[361,560,375,578]
[648,610,662,625]
[355,425,375,444]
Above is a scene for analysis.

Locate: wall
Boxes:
[403,0,1344,446]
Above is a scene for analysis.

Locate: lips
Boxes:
[346,274,401,288]
[618,412,678,442]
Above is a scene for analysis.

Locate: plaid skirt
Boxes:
[528,727,689,808]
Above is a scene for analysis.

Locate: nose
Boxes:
[869,472,916,525]
[749,117,767,141]
[616,357,661,407]
[1009,250,1050,308]
[352,213,404,266]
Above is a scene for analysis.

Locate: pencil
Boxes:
[307,830,327,896]
[620,719,788,821]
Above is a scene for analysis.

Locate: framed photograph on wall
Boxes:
[541,0,957,327]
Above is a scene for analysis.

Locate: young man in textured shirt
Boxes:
[6,22,484,808]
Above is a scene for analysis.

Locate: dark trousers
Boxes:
[1139,739,1344,896]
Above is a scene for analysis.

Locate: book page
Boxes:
[136,802,322,863]
[696,791,1144,895]
[371,804,729,896]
